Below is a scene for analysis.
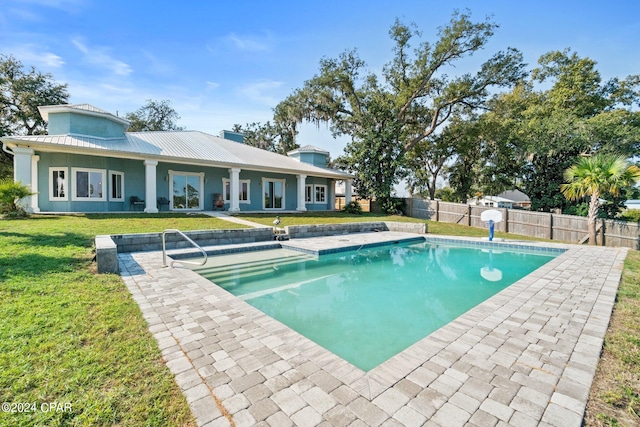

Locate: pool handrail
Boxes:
[162,229,208,268]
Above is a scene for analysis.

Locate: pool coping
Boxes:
[119,232,628,426]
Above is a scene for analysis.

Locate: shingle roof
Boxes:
[2,131,352,179]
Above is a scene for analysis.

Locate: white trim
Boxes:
[305,184,327,204]
[71,167,107,201]
[169,170,204,211]
[109,170,125,202]
[262,178,286,210]
[314,184,327,203]
[305,184,313,203]
[222,178,251,204]
[49,167,68,201]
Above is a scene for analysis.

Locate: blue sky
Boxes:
[2,0,639,160]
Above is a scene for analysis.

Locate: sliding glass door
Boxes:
[171,172,202,210]
[263,179,285,209]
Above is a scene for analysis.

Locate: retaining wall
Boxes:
[111,227,274,253]
[95,222,427,273]
[285,221,427,238]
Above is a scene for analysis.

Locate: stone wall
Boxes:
[95,222,427,273]
[285,221,426,238]
[111,228,274,253]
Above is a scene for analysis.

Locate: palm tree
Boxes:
[561,154,640,245]
[0,179,35,218]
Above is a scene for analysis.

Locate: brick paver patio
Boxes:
[119,233,627,426]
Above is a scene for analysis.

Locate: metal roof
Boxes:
[288,145,330,155]
[38,104,131,126]
[2,131,352,179]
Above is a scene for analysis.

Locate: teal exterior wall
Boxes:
[48,112,127,138]
[219,130,244,143]
[289,151,328,168]
[37,152,144,212]
[305,176,333,211]
[35,152,336,212]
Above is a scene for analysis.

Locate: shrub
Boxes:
[619,209,640,222]
[0,179,34,219]
[343,200,362,214]
[381,197,406,215]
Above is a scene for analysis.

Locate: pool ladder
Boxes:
[162,229,208,268]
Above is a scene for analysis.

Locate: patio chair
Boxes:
[213,193,225,210]
[129,196,145,211]
[157,197,170,211]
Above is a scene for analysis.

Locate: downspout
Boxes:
[2,142,15,156]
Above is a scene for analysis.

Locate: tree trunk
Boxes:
[587,192,600,245]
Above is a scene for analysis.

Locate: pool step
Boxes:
[194,253,316,284]
[198,260,308,284]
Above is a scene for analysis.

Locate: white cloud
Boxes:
[8,44,64,68]
[208,31,275,54]
[226,33,272,52]
[141,50,174,76]
[71,38,132,76]
[10,0,86,10]
[206,81,220,91]
[3,0,85,21]
[238,80,284,106]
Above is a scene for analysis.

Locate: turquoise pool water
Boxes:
[192,241,558,371]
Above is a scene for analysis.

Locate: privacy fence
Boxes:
[405,198,640,249]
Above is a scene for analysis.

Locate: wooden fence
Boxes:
[405,198,640,249]
[335,197,371,212]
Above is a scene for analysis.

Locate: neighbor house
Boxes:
[475,189,531,209]
[1,104,353,213]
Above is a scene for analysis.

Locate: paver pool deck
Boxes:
[118,232,628,427]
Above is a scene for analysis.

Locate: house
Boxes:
[475,189,531,209]
[624,200,640,210]
[1,104,353,213]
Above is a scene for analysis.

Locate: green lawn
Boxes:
[584,249,640,426]
[0,214,241,427]
[236,211,547,241]
[0,212,636,426]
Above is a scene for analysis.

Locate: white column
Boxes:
[30,155,40,213]
[229,168,240,212]
[296,174,307,212]
[345,179,353,204]
[12,147,35,212]
[329,180,336,211]
[144,160,159,213]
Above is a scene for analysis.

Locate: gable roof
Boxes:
[2,130,352,179]
[496,189,530,203]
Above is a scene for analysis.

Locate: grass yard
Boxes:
[0,214,244,427]
[237,211,547,241]
[0,211,637,426]
[584,249,640,426]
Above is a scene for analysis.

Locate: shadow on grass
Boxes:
[85,213,211,220]
[0,231,90,248]
[0,253,87,281]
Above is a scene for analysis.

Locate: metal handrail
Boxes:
[162,229,208,268]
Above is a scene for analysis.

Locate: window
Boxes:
[305,184,327,204]
[315,185,327,203]
[72,168,106,201]
[305,185,313,203]
[109,171,124,201]
[49,167,68,201]
[223,178,251,203]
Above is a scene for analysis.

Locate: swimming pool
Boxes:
[191,240,559,371]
